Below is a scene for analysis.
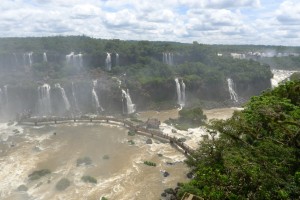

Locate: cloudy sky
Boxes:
[1,0,300,45]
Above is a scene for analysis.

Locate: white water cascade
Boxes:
[66,52,83,68]
[116,53,119,66]
[122,89,136,114]
[175,78,186,108]
[271,69,296,88]
[74,53,83,68]
[105,53,112,71]
[71,82,80,112]
[28,52,33,67]
[227,78,238,103]
[163,52,174,65]
[92,80,104,113]
[43,52,47,62]
[55,83,70,111]
[23,52,33,68]
[38,84,51,115]
[66,52,74,64]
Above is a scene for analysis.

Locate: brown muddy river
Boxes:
[0,123,188,200]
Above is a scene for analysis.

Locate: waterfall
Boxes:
[66,52,74,64]
[105,53,112,71]
[71,82,80,112]
[74,53,83,68]
[163,52,173,65]
[55,83,70,111]
[38,84,51,115]
[92,80,104,113]
[3,85,8,105]
[227,78,238,103]
[271,69,296,88]
[122,89,136,114]
[181,80,186,105]
[66,52,83,68]
[23,52,33,68]
[116,53,119,66]
[175,78,185,107]
[43,52,47,62]
[28,52,33,67]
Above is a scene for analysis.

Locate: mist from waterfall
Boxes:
[43,52,47,62]
[227,78,238,103]
[105,53,112,71]
[38,84,51,115]
[122,89,136,114]
[175,78,185,108]
[55,83,70,111]
[92,80,104,113]
[163,52,174,65]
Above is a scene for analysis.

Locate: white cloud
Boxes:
[0,0,300,45]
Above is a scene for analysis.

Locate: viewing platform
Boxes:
[18,115,195,156]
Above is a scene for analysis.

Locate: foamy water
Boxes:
[0,123,188,200]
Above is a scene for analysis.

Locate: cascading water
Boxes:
[38,84,51,115]
[74,53,83,68]
[175,78,185,108]
[227,78,238,103]
[28,52,33,67]
[271,69,296,88]
[43,52,47,62]
[54,83,70,111]
[181,80,186,105]
[116,53,119,66]
[71,82,80,112]
[66,52,83,68]
[92,80,104,113]
[23,52,33,69]
[122,89,136,114]
[66,52,74,64]
[105,53,112,71]
[163,52,173,65]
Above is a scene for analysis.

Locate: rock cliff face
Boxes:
[0,73,271,120]
[0,37,273,119]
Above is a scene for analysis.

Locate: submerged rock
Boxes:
[163,171,170,177]
[187,172,193,179]
[146,118,161,129]
[17,185,28,192]
[146,138,153,144]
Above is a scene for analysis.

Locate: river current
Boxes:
[0,107,239,200]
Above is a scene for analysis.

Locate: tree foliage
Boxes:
[180,81,300,199]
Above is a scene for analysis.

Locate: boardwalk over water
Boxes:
[19,116,195,156]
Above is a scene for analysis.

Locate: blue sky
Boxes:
[0,0,299,45]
